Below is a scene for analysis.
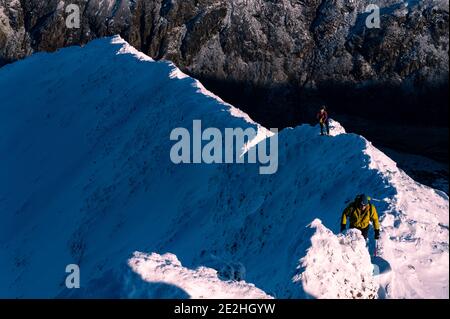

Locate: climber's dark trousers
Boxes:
[320,121,330,135]
[351,226,369,240]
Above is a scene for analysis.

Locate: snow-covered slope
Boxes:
[0,36,448,299]
[128,252,273,299]
[293,220,379,299]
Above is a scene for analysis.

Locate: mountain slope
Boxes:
[0,36,448,298]
[127,252,273,299]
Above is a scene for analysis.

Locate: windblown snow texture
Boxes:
[128,252,273,299]
[293,220,378,299]
[0,37,448,299]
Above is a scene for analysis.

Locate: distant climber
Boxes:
[340,194,381,241]
[317,106,330,136]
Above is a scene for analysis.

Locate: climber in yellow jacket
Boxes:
[341,194,381,240]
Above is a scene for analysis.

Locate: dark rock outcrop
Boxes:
[1,0,448,160]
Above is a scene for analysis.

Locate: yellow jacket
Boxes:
[341,203,380,230]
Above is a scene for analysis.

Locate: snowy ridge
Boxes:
[0,36,447,299]
[115,34,274,155]
[128,252,273,299]
[293,220,378,299]
[113,36,154,62]
[364,143,449,298]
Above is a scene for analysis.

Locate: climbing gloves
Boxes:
[374,229,380,240]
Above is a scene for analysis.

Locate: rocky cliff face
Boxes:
[1,0,448,160]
